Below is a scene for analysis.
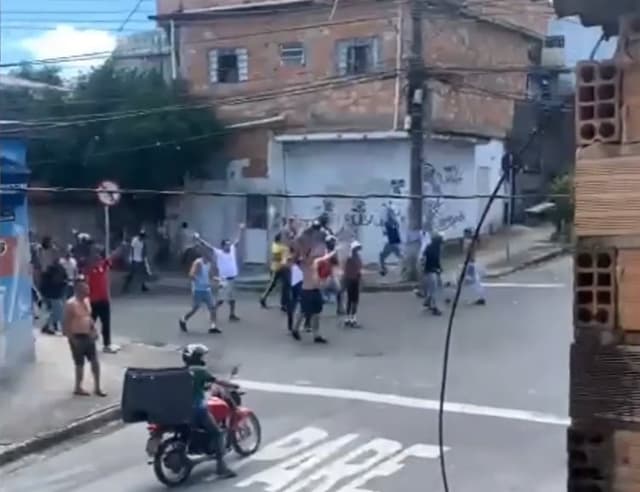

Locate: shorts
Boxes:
[218,278,236,302]
[68,334,98,366]
[192,289,215,310]
[300,289,323,316]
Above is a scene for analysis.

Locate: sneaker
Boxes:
[229,314,240,322]
[103,345,120,354]
[474,299,487,306]
[260,298,267,309]
[41,325,55,335]
[291,330,301,341]
[179,319,188,332]
[313,336,328,344]
[209,325,222,334]
[431,308,443,316]
[216,463,237,479]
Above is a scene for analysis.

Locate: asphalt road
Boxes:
[1,256,572,491]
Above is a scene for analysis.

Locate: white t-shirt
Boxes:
[59,257,78,282]
[131,237,145,263]
[290,264,303,286]
[214,245,238,279]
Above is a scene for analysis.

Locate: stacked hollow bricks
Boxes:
[570,13,640,492]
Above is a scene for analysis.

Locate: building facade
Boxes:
[154,0,550,265]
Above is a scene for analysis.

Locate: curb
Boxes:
[143,247,570,296]
[0,404,121,467]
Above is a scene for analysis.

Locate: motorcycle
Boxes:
[145,366,261,487]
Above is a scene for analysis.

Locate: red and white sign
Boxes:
[97,180,121,206]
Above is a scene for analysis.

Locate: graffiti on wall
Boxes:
[423,162,466,234]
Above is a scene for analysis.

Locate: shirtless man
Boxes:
[291,245,337,343]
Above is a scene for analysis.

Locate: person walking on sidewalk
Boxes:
[84,245,120,354]
[343,240,363,327]
[122,230,150,293]
[286,252,304,333]
[59,245,78,299]
[422,232,444,316]
[180,246,221,334]
[40,250,68,335]
[379,209,402,276]
[62,275,107,397]
[260,233,290,311]
[213,223,245,322]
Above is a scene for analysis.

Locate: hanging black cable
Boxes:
[437,125,542,492]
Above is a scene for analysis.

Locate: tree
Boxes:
[22,63,225,219]
[549,173,573,238]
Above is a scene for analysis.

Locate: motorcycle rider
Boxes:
[182,344,237,478]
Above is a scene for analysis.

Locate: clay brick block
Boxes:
[575,154,640,237]
[574,249,616,332]
[617,250,640,332]
[622,104,640,144]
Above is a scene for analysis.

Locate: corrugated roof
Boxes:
[151,0,312,20]
[0,75,70,92]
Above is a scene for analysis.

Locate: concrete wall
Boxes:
[170,134,505,266]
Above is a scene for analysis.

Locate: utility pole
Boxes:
[403,0,427,281]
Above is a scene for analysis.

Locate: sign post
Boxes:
[96,180,121,256]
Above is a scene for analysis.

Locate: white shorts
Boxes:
[217,278,236,302]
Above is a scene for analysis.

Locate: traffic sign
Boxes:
[97,180,121,206]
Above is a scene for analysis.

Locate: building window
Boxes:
[246,194,267,229]
[208,48,248,84]
[280,42,305,66]
[336,37,380,76]
[544,35,565,49]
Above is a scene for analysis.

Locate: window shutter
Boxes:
[236,48,249,82]
[208,49,218,83]
[336,41,348,75]
[371,37,380,70]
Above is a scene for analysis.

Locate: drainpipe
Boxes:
[170,19,178,80]
[392,3,403,130]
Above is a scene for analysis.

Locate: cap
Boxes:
[350,240,362,251]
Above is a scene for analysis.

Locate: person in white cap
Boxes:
[343,240,363,326]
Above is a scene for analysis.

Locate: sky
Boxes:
[1,0,156,74]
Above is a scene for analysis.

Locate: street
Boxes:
[1,256,572,491]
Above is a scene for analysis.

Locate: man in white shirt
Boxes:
[59,245,78,298]
[122,230,150,293]
[213,224,245,322]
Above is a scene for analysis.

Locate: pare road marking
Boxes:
[204,426,449,490]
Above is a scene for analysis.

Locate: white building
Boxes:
[168,130,504,266]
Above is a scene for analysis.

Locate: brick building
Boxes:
[153,0,552,264]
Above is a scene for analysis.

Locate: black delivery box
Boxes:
[121,367,194,425]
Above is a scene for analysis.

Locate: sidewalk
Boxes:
[0,332,175,465]
[143,224,568,294]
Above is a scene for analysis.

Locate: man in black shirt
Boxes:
[379,211,402,276]
[422,233,443,316]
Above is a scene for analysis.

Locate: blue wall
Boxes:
[0,138,34,377]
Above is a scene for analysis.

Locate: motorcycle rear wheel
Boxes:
[231,412,262,457]
[153,438,193,487]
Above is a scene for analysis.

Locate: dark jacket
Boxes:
[41,262,68,299]
[423,238,442,274]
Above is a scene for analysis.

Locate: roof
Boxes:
[553,0,638,36]
[151,0,313,20]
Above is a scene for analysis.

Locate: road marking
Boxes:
[232,427,447,492]
[482,282,564,289]
[237,379,570,426]
[483,282,565,289]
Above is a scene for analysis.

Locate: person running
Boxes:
[286,250,304,333]
[122,230,150,293]
[40,249,68,335]
[343,240,363,327]
[180,246,220,334]
[422,232,443,316]
[62,275,106,397]
[212,224,245,322]
[291,246,336,343]
[379,209,402,276]
[260,233,290,311]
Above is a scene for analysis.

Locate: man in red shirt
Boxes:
[84,245,120,354]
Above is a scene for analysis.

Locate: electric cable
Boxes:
[437,125,542,492]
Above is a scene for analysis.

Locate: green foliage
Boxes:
[549,173,573,229]
[10,63,225,195]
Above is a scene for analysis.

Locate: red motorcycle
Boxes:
[145,366,261,487]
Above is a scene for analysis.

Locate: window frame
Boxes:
[279,41,305,67]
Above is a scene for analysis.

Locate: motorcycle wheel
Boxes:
[153,437,193,487]
[231,412,262,457]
